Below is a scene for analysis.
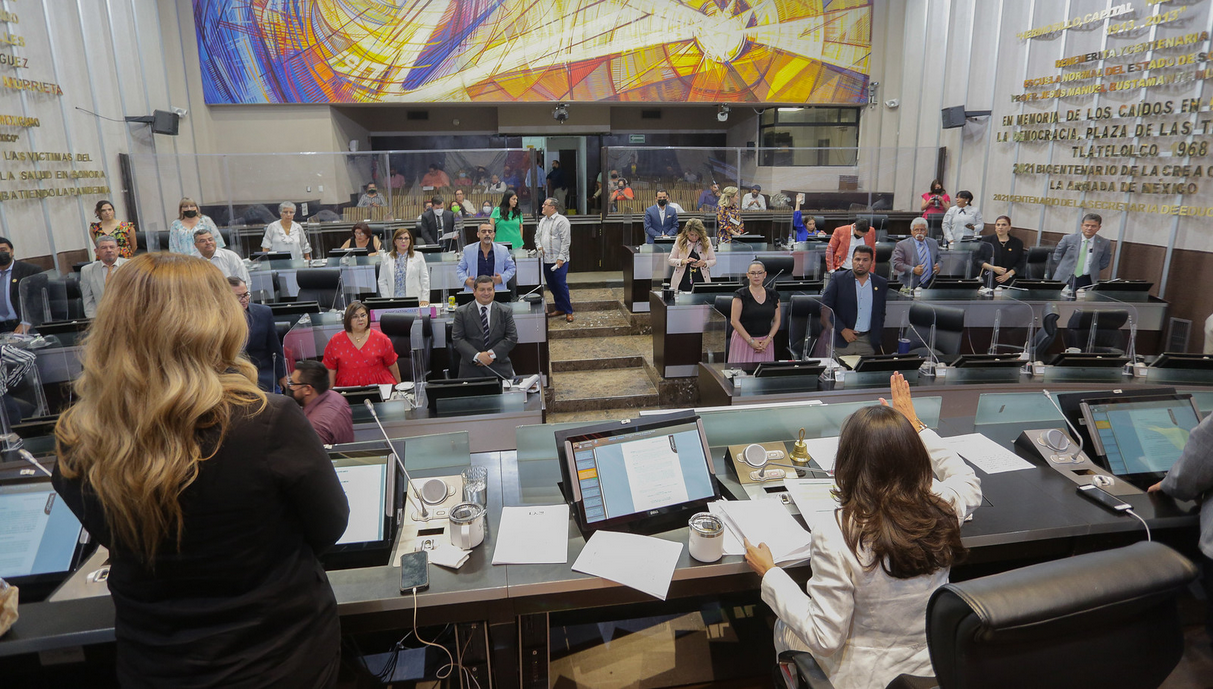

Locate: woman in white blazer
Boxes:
[746,373,981,689]
[667,218,716,291]
[377,228,430,304]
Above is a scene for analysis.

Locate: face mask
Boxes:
[368,189,377,195]
[657,199,667,207]
[0,252,12,266]
[932,188,942,194]
[183,209,198,218]
[482,205,492,214]
[459,172,467,178]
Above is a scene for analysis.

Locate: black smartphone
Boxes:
[399,551,430,593]
[1077,484,1131,513]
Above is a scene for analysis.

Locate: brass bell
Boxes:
[790,428,811,466]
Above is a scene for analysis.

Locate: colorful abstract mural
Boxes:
[194,0,871,105]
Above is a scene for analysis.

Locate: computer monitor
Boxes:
[950,353,1024,368]
[1048,352,1129,368]
[35,319,91,336]
[454,291,512,306]
[843,353,926,372]
[426,377,502,413]
[321,449,404,570]
[732,235,767,245]
[364,297,422,321]
[267,301,321,318]
[653,237,676,246]
[252,251,293,262]
[692,281,743,295]
[1078,394,1202,489]
[556,412,720,534]
[0,477,94,601]
[1152,352,1213,370]
[753,361,826,378]
[1091,280,1153,293]
[1055,386,1176,457]
[1013,280,1066,291]
[334,386,383,406]
[328,247,369,258]
[928,278,981,290]
[773,280,824,293]
[416,246,445,254]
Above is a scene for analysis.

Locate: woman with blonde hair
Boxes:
[168,197,226,256]
[53,253,350,688]
[668,218,716,291]
[377,227,430,303]
[716,185,745,242]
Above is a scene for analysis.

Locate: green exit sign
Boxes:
[629,134,645,143]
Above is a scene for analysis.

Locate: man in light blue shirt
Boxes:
[821,244,888,356]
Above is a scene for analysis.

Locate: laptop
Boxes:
[0,476,95,601]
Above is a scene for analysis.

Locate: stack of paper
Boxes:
[801,436,841,472]
[940,433,1034,474]
[492,505,570,565]
[710,499,812,564]
[782,478,839,518]
[571,530,683,600]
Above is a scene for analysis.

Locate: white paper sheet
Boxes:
[940,432,1034,474]
[801,436,841,472]
[492,504,570,565]
[571,530,683,600]
[707,502,745,556]
[621,435,689,511]
[782,479,839,518]
[711,500,812,564]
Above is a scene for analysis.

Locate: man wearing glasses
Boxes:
[287,360,353,445]
[229,277,288,392]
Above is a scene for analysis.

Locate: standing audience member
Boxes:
[941,190,983,244]
[716,186,745,242]
[742,184,767,210]
[377,228,430,303]
[289,360,354,446]
[536,198,573,322]
[891,218,941,288]
[921,179,950,218]
[196,229,249,285]
[697,182,720,212]
[169,197,226,256]
[822,244,887,356]
[452,275,518,379]
[728,260,780,363]
[229,277,287,393]
[644,189,679,243]
[418,196,455,247]
[322,301,401,388]
[89,199,137,258]
[356,184,385,208]
[81,235,127,318]
[826,218,874,273]
[0,237,40,333]
[975,215,1026,286]
[547,160,568,209]
[668,218,715,292]
[457,223,516,293]
[746,373,980,689]
[53,252,350,689]
[260,202,312,261]
[1051,213,1111,288]
[490,190,525,249]
[389,168,406,190]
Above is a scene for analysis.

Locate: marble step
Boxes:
[548,368,660,413]
[549,335,654,368]
[546,309,642,339]
[547,407,661,424]
[551,355,644,373]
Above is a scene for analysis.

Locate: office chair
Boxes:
[713,294,735,361]
[296,268,344,311]
[1029,303,1061,360]
[787,295,825,360]
[906,303,966,357]
[757,255,796,283]
[62,273,85,320]
[858,214,888,235]
[874,244,894,280]
[380,312,433,382]
[812,215,826,232]
[444,320,464,378]
[1025,247,1052,280]
[153,231,172,252]
[783,541,1196,689]
[1064,309,1129,354]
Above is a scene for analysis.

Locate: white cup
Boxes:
[448,502,485,550]
[688,512,725,563]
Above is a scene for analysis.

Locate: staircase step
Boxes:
[547,309,639,339]
[549,368,659,412]
[549,335,654,368]
[551,355,645,373]
[567,286,624,303]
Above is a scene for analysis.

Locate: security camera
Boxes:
[717,104,731,122]
[553,103,568,123]
[885,99,900,109]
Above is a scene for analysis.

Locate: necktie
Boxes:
[480,305,491,350]
[917,241,931,281]
[437,213,443,231]
[1076,238,1088,276]
[104,265,111,283]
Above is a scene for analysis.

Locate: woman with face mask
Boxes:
[169,197,227,257]
[920,179,951,218]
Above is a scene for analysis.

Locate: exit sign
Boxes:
[629,134,645,143]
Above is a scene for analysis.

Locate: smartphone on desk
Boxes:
[399,551,429,593]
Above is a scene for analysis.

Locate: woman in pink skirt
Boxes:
[728,260,781,363]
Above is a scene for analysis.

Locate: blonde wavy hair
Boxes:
[55,253,267,563]
[676,218,708,252]
[719,186,739,206]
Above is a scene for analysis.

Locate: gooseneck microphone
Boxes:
[363,399,428,518]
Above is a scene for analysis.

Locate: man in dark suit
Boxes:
[452,275,517,379]
[821,244,887,357]
[418,195,456,247]
[229,277,287,392]
[643,189,679,243]
[890,217,941,288]
[0,237,43,333]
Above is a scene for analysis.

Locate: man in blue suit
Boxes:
[457,222,516,292]
[643,189,678,243]
[821,245,887,356]
[229,277,287,392]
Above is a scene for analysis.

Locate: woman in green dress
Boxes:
[489,190,524,250]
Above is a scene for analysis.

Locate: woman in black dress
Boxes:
[729,260,781,363]
[975,215,1026,285]
[53,253,350,688]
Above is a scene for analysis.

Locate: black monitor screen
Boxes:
[0,481,85,580]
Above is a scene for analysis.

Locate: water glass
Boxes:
[461,465,487,507]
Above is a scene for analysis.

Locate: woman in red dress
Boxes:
[322,301,401,388]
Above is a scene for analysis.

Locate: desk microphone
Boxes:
[905,312,943,375]
[517,283,544,302]
[18,448,52,477]
[362,399,428,519]
[329,273,346,313]
[763,269,785,289]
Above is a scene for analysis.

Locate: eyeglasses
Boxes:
[747,271,766,276]
[235,292,251,301]
[286,380,309,389]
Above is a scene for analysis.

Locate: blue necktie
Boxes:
[917,241,932,282]
[480,305,491,350]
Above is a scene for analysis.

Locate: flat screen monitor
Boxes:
[334,385,382,406]
[252,251,293,262]
[364,297,422,321]
[1048,353,1129,368]
[692,281,742,295]
[928,278,981,290]
[426,377,502,413]
[556,412,719,534]
[0,478,93,600]
[1055,386,1176,457]
[35,319,91,336]
[454,291,512,306]
[1091,280,1153,292]
[1013,280,1066,290]
[268,301,321,317]
[950,353,1024,368]
[842,353,925,372]
[321,449,403,570]
[774,280,824,293]
[731,235,767,245]
[754,361,825,378]
[942,105,967,129]
[328,247,369,258]
[653,237,676,246]
[1152,352,1213,370]
[416,246,445,254]
[1079,394,1202,487]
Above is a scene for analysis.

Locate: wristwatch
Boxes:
[915,421,929,433]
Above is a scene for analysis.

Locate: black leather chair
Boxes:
[906,303,965,357]
[63,273,85,320]
[1025,247,1052,280]
[874,244,894,280]
[380,312,432,382]
[714,294,735,361]
[444,320,464,378]
[785,541,1197,689]
[1029,303,1061,360]
[756,255,795,283]
[296,268,343,311]
[787,295,825,360]
[1064,309,1129,354]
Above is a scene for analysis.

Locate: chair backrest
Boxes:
[858,214,888,234]
[1031,303,1061,360]
[62,273,85,320]
[444,320,463,379]
[927,541,1196,689]
[1064,309,1129,353]
[713,294,735,360]
[296,268,343,311]
[787,295,824,360]
[757,255,795,282]
[379,312,416,360]
[908,303,965,356]
[874,243,894,280]
[1026,247,1052,280]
